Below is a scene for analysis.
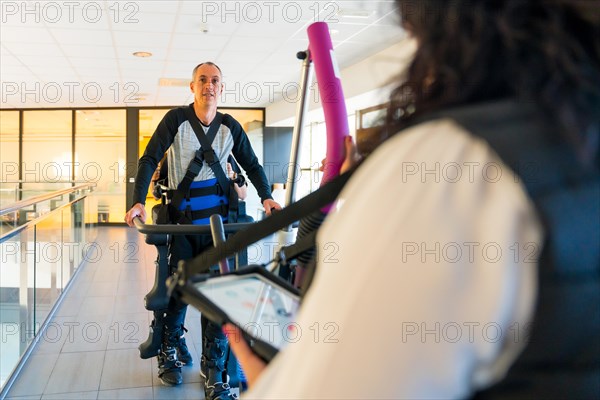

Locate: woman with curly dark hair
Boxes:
[227,1,599,398]
[390,0,599,162]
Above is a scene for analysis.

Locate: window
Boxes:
[22,110,72,190]
[75,109,126,223]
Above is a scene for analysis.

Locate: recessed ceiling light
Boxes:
[133,51,152,58]
[158,78,190,87]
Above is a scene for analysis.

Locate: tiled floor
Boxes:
[5,226,240,400]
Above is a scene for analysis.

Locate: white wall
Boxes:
[266,38,417,127]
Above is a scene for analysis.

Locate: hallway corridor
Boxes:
[5,226,217,400]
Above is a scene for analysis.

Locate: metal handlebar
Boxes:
[132,217,254,235]
[209,214,230,274]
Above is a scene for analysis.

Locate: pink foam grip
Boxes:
[307,22,349,188]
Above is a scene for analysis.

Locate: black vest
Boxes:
[422,100,600,398]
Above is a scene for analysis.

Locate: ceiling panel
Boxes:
[16,55,73,68]
[111,12,178,32]
[0,45,12,56]
[134,1,180,15]
[0,26,54,43]
[0,14,43,28]
[217,50,274,66]
[0,64,29,77]
[68,57,119,68]
[328,22,371,42]
[170,33,231,51]
[0,0,405,109]
[233,19,306,38]
[0,54,23,67]
[377,9,402,26]
[165,60,222,76]
[2,41,63,57]
[49,27,112,46]
[175,14,241,36]
[112,30,172,48]
[226,36,283,52]
[60,44,116,58]
[361,23,407,43]
[34,68,79,81]
[113,46,169,60]
[120,69,166,80]
[117,56,163,68]
[0,74,38,84]
[41,15,111,31]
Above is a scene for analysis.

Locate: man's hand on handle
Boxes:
[263,199,282,217]
[341,135,360,174]
[125,203,146,227]
[319,136,361,175]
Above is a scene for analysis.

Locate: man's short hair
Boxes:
[192,62,222,81]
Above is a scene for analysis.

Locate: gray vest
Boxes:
[423,100,599,398]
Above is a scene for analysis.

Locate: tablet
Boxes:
[179,266,301,362]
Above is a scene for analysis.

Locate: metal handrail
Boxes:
[0,182,97,398]
[0,180,92,184]
[132,217,254,235]
[0,183,95,216]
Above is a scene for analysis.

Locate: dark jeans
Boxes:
[163,233,213,329]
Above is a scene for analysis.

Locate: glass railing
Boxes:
[0,183,97,392]
[0,182,80,211]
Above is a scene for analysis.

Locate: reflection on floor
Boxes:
[5,226,249,400]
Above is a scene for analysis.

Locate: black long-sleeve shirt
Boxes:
[132,105,272,206]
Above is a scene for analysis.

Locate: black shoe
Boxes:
[201,337,237,400]
[201,368,238,400]
[157,344,183,386]
[205,378,238,400]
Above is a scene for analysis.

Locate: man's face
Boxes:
[190,64,223,108]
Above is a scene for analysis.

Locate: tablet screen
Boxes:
[192,273,301,350]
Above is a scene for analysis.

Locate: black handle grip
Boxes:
[210,214,230,274]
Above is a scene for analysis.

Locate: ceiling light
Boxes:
[159,78,190,87]
[133,51,152,58]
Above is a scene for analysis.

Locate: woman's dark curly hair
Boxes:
[387,0,600,164]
